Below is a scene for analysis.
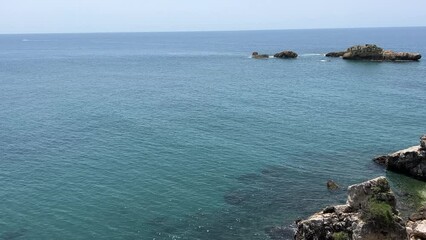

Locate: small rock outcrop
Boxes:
[251,52,269,59]
[406,206,426,240]
[421,135,426,149]
[274,51,298,59]
[325,44,421,61]
[373,135,426,181]
[327,180,340,190]
[295,177,407,240]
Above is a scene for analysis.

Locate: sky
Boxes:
[1,0,425,34]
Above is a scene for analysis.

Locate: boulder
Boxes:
[373,135,426,181]
[274,51,298,59]
[294,177,407,240]
[407,206,426,240]
[251,52,269,59]
[326,44,421,61]
[327,180,340,190]
[421,135,426,150]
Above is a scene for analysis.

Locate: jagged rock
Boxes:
[373,135,426,181]
[407,206,426,240]
[325,51,346,57]
[347,177,396,211]
[294,177,407,240]
[274,51,298,59]
[323,206,336,214]
[421,135,426,150]
[251,52,269,59]
[409,206,426,222]
[326,44,421,61]
[327,180,340,190]
[342,44,384,60]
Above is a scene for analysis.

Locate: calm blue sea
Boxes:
[1,27,426,240]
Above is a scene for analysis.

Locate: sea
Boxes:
[1,27,425,240]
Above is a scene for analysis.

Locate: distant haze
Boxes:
[1,0,426,34]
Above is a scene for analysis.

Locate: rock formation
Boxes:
[251,52,269,59]
[326,44,421,61]
[327,180,340,190]
[373,135,426,181]
[274,51,298,59]
[295,177,407,240]
[406,206,426,240]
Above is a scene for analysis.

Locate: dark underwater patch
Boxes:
[1,229,27,240]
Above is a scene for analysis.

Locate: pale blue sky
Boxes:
[1,0,425,34]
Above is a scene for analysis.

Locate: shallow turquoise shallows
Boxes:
[1,28,426,240]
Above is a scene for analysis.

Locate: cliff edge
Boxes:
[295,177,407,240]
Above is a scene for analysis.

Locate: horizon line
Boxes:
[1,25,425,36]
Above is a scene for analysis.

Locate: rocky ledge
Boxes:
[326,44,422,61]
[325,51,346,57]
[294,177,407,240]
[373,135,426,181]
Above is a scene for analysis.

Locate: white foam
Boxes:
[300,53,322,56]
[21,39,52,42]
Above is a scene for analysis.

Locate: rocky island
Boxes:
[251,50,298,59]
[274,50,298,59]
[373,135,426,181]
[251,52,270,59]
[326,44,422,61]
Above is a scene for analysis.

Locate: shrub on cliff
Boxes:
[363,199,394,228]
[332,231,349,240]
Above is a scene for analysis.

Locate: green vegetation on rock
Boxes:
[363,199,394,228]
[332,231,349,240]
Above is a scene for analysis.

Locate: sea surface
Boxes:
[1,27,426,240]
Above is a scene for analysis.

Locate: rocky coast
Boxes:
[268,135,426,240]
[374,135,426,181]
[294,177,407,240]
[290,177,426,240]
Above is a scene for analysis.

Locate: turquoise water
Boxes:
[1,28,425,240]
